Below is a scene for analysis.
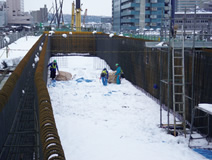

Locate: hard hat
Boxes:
[53,60,57,63]
[115,63,119,66]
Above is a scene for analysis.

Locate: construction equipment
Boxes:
[71,1,75,31]
[189,104,211,148]
[83,9,87,27]
[76,0,81,32]
[50,0,64,28]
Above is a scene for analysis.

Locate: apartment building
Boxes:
[112,0,170,33]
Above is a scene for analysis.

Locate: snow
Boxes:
[62,34,67,38]
[4,36,10,44]
[47,56,209,160]
[49,31,55,34]
[92,31,97,34]
[34,54,39,63]
[0,36,40,69]
[39,46,42,51]
[198,104,212,115]
[109,33,114,38]
[156,42,168,47]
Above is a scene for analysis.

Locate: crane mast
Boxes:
[71,1,75,31]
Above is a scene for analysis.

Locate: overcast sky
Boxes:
[24,0,112,17]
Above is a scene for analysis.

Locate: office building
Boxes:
[6,0,33,25]
[175,0,203,12]
[175,12,212,34]
[0,1,7,27]
[30,5,48,24]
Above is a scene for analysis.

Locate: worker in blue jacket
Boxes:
[48,60,59,80]
[100,68,109,86]
[115,63,121,84]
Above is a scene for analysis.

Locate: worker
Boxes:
[47,60,59,80]
[100,68,109,86]
[115,63,121,84]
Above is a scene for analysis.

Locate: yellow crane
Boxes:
[71,1,75,31]
[75,0,81,32]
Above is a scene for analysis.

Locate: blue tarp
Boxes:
[76,77,93,83]
[193,148,212,159]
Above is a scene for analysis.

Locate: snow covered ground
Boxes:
[47,56,210,160]
[0,36,40,69]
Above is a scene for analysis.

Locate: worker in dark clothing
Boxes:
[100,68,109,86]
[47,60,59,80]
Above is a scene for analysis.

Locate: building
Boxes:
[30,5,48,25]
[6,0,33,25]
[202,1,212,11]
[174,12,212,34]
[101,17,112,24]
[112,0,121,32]
[145,0,169,30]
[175,0,203,12]
[112,0,170,33]
[0,1,7,27]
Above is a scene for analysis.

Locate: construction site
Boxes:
[0,0,212,159]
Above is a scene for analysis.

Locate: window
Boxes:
[151,7,157,11]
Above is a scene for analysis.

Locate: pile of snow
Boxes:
[198,103,212,114]
[109,33,114,38]
[39,46,42,51]
[4,36,10,44]
[49,31,55,35]
[34,54,39,63]
[156,42,168,47]
[62,34,67,38]
[47,56,208,160]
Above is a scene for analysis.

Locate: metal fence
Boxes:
[0,35,45,159]
[0,31,33,49]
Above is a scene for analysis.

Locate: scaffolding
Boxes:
[159,8,196,137]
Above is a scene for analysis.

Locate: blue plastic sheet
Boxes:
[193,148,212,159]
[104,91,117,96]
[75,77,93,83]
